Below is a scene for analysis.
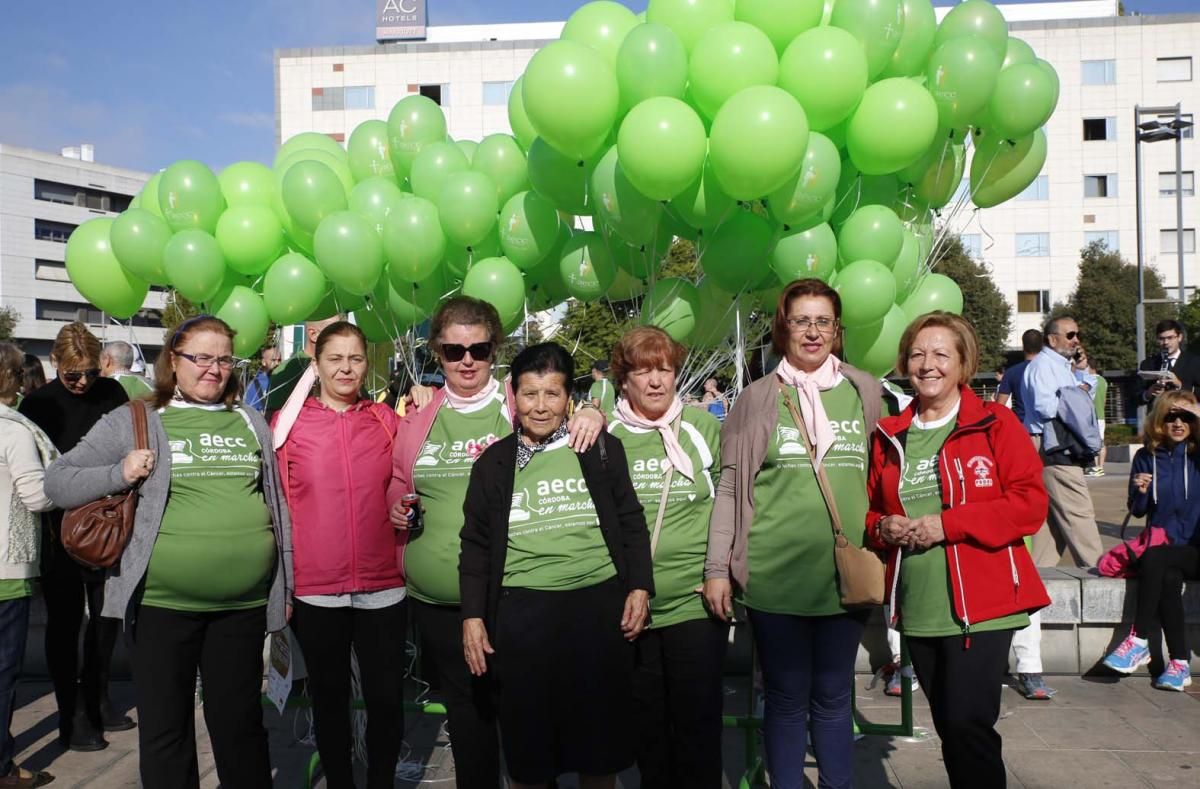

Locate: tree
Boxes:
[161,291,201,346]
[932,236,1012,373]
[1175,291,1200,356]
[0,306,19,341]
[553,300,634,392]
[1055,241,1174,370]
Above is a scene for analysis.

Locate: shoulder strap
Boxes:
[778,382,846,541]
[367,404,396,442]
[648,412,683,560]
[131,400,149,451]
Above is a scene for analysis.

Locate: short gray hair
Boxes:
[102,341,135,371]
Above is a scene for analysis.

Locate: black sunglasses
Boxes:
[1055,330,1080,340]
[1165,411,1196,425]
[441,342,493,363]
[62,368,101,384]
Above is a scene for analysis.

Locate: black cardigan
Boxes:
[459,432,654,630]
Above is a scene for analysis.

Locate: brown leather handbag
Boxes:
[61,400,149,570]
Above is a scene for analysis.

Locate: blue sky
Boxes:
[0,0,1192,175]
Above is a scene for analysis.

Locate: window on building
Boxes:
[312,86,375,111]
[1017,290,1051,313]
[33,219,77,243]
[1081,59,1116,85]
[35,299,159,325]
[1084,174,1117,198]
[961,234,982,258]
[345,86,374,110]
[1084,230,1119,251]
[1016,232,1050,257]
[34,259,70,282]
[34,179,131,212]
[482,81,514,106]
[1157,57,1193,82]
[1161,229,1197,255]
[1016,175,1049,201]
[1159,171,1196,197]
[1082,117,1116,141]
[419,84,448,106]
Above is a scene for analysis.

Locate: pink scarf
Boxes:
[272,363,317,450]
[614,395,694,481]
[775,355,840,466]
[445,375,500,412]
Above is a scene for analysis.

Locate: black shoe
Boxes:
[100,706,136,733]
[59,730,108,752]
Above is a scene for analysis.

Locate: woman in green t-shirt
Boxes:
[607,327,725,789]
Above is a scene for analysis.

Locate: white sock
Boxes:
[1130,635,1148,646]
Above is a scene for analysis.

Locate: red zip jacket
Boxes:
[866,386,1050,635]
[275,397,405,596]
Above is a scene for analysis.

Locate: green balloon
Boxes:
[275,132,346,170]
[904,140,965,209]
[643,278,701,341]
[1035,58,1060,108]
[383,193,447,285]
[933,0,1008,61]
[847,78,939,176]
[522,40,619,160]
[1002,36,1037,69]
[969,128,1047,208]
[456,139,479,164]
[281,159,348,234]
[689,22,779,120]
[844,304,907,376]
[710,85,810,200]
[264,252,328,324]
[691,277,752,348]
[215,204,285,276]
[377,274,436,330]
[158,160,226,234]
[353,301,396,344]
[313,211,385,296]
[646,0,735,52]
[276,147,355,198]
[926,35,1002,130]
[590,146,662,247]
[508,76,539,151]
[219,162,277,208]
[891,229,924,300]
[902,272,963,319]
[444,226,502,280]
[838,205,904,269]
[110,208,172,285]
[409,141,470,201]
[881,0,937,78]
[617,97,707,200]
[610,229,672,278]
[347,119,397,183]
[64,218,149,318]
[527,137,591,216]
[387,95,448,178]
[670,155,736,231]
[830,0,906,79]
[768,132,841,226]
[560,231,617,302]
[349,177,408,237]
[561,0,639,65]
[734,0,823,55]
[836,258,897,328]
[472,134,530,207]
[138,173,165,219]
[163,230,226,303]
[615,23,689,116]
[499,191,562,270]
[778,27,869,132]
[771,222,838,283]
[212,285,270,358]
[462,256,527,324]
[437,171,500,248]
[700,209,773,292]
[984,62,1058,141]
[606,267,647,301]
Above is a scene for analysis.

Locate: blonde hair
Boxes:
[1145,390,1200,454]
[0,344,24,403]
[50,322,101,371]
[896,312,980,385]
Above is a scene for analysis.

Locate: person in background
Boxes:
[1086,361,1108,477]
[1140,319,1200,405]
[19,322,130,752]
[100,341,152,399]
[1102,391,1200,691]
[590,360,616,415]
[0,343,57,788]
[265,317,342,415]
[244,346,281,413]
[45,315,292,788]
[995,329,1042,424]
[20,355,46,401]
[699,377,728,422]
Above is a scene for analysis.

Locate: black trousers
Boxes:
[131,605,271,789]
[907,629,1014,789]
[411,599,500,789]
[40,528,119,740]
[290,599,407,789]
[633,617,729,789]
[1135,545,1200,660]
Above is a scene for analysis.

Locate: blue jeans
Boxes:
[0,596,31,777]
[749,608,868,789]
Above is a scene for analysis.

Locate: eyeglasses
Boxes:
[1165,411,1195,425]
[785,317,838,334]
[62,369,101,384]
[441,342,493,363]
[176,352,236,369]
[1052,330,1080,341]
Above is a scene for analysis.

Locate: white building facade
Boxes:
[275,3,1200,349]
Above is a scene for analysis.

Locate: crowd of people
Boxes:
[0,284,1191,789]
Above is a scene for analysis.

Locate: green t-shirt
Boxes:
[503,438,616,591]
[1093,375,1108,422]
[589,378,615,415]
[896,411,1030,637]
[0,579,32,601]
[143,404,276,611]
[264,353,310,413]
[610,409,720,628]
[743,380,871,616]
[113,373,152,399]
[408,397,511,604]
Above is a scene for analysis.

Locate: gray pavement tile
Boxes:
[1114,751,1200,788]
[995,712,1051,750]
[1008,749,1152,789]
[1115,704,1200,753]
[1018,708,1158,751]
[1015,676,1161,710]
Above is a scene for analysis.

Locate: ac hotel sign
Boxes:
[376,0,427,41]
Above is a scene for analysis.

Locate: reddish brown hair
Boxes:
[771,279,842,357]
[610,326,687,388]
[429,296,502,357]
[152,316,241,409]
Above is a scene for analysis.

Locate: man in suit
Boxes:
[1140,319,1200,405]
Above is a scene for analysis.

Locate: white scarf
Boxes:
[445,375,500,412]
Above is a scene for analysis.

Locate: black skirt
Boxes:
[494,576,635,782]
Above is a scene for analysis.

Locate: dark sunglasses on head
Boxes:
[62,368,101,384]
[441,342,493,363]
[1165,411,1196,425]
